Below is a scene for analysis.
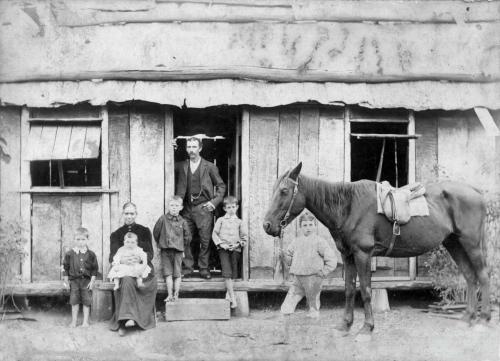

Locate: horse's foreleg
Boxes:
[354,251,374,335]
[335,253,356,333]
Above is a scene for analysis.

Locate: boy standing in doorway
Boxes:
[212,196,248,308]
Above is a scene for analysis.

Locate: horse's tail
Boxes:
[479,198,488,264]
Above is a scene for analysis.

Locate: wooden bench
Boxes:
[6,278,433,321]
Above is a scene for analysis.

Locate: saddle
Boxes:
[377,181,427,235]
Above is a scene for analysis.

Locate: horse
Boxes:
[263,162,490,336]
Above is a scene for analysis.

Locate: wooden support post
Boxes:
[232,290,249,317]
[408,111,417,280]
[371,288,390,313]
[20,107,31,283]
[343,106,351,183]
[241,109,250,281]
[164,107,175,209]
[91,286,113,322]
[101,107,111,277]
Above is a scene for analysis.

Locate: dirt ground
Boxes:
[1,292,499,361]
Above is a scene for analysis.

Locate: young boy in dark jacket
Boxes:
[153,196,191,302]
[62,227,98,327]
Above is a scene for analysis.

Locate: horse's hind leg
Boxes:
[443,239,478,324]
[457,236,491,323]
[335,253,357,333]
[354,250,374,335]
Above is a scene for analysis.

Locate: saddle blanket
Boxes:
[376,182,430,220]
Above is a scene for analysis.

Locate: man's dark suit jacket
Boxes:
[175,158,226,207]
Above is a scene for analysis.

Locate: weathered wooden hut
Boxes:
[1,0,499,315]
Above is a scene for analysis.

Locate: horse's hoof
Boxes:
[472,320,490,332]
[354,332,373,343]
[460,312,475,326]
[334,322,351,333]
[332,328,349,337]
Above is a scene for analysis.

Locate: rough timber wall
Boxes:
[1,1,499,83]
[437,112,497,193]
[414,110,498,276]
[248,105,344,279]
[1,1,499,110]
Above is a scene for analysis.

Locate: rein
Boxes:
[277,178,298,280]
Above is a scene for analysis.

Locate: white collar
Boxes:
[73,247,88,253]
[190,157,201,172]
[223,214,238,220]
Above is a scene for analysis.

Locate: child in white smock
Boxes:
[107,232,151,290]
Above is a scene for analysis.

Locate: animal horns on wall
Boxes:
[289,162,302,181]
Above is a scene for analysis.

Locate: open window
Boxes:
[27,105,102,188]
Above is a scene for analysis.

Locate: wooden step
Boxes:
[165,298,230,321]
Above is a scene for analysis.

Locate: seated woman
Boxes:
[109,202,158,336]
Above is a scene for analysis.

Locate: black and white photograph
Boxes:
[0,0,499,360]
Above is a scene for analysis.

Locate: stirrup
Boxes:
[392,221,400,236]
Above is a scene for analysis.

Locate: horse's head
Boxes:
[263,162,306,237]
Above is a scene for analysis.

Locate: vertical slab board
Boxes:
[298,108,320,239]
[318,107,345,276]
[415,113,438,276]
[0,107,21,280]
[394,257,410,277]
[494,110,500,190]
[108,106,130,230]
[299,108,320,178]
[248,108,279,279]
[32,196,62,281]
[60,196,82,259]
[273,109,300,281]
[130,108,164,278]
[81,196,103,278]
[438,114,497,192]
[0,107,21,222]
[415,114,438,183]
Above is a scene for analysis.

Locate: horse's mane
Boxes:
[298,174,372,224]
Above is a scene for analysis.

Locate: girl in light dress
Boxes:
[108,232,151,290]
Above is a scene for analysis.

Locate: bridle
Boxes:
[277,177,299,281]
[279,177,299,232]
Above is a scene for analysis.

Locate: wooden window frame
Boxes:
[20,106,113,282]
[21,106,116,194]
[346,106,417,281]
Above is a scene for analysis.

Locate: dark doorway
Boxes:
[173,106,241,277]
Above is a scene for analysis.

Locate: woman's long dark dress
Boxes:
[109,223,158,331]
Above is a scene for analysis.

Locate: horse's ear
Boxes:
[289,162,302,181]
